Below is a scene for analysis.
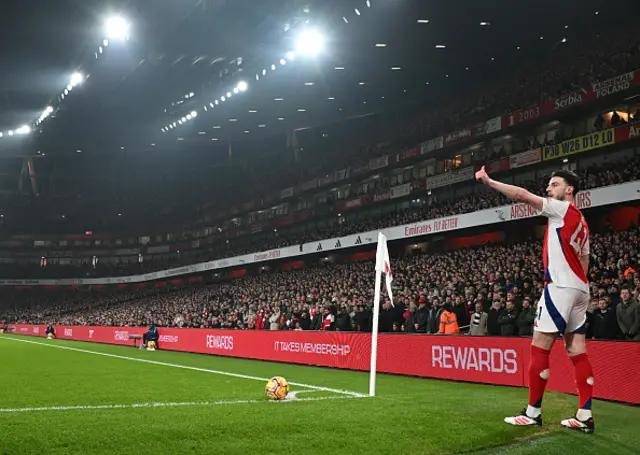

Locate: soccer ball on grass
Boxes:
[265,376,290,400]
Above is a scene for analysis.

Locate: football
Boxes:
[265,376,290,400]
[147,341,156,350]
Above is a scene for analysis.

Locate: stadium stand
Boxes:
[2,226,639,342]
[1,24,640,344]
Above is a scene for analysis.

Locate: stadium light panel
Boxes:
[295,29,325,56]
[8,130,14,136]
[237,81,248,92]
[105,16,130,41]
[233,87,239,94]
[286,51,295,61]
[280,59,286,65]
[70,72,84,86]
[190,111,197,117]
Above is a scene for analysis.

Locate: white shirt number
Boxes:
[569,222,588,255]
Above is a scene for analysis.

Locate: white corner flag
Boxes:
[374,232,394,307]
[370,232,393,397]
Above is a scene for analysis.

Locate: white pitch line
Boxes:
[0,336,368,398]
[0,394,366,414]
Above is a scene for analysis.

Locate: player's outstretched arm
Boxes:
[475,166,543,212]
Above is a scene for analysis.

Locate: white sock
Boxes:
[526,405,541,418]
[576,409,592,421]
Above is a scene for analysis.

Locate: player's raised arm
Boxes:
[475,166,544,212]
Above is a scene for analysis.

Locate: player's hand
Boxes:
[475,166,489,183]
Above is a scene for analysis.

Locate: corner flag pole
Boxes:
[369,259,383,397]
[370,232,392,397]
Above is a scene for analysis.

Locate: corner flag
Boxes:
[374,232,393,307]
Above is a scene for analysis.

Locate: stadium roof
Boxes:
[0,0,631,156]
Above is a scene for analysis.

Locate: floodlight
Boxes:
[237,81,248,92]
[70,72,84,86]
[233,87,239,94]
[105,16,130,41]
[186,114,192,120]
[8,130,14,136]
[286,51,295,60]
[190,111,197,117]
[295,29,324,56]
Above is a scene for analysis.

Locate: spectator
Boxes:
[335,305,351,331]
[498,301,519,336]
[353,305,370,332]
[616,286,640,341]
[414,298,429,333]
[516,298,536,337]
[487,300,502,336]
[469,302,488,336]
[591,298,620,340]
[426,301,441,334]
[269,308,281,331]
[452,297,470,329]
[322,307,335,331]
[405,303,418,333]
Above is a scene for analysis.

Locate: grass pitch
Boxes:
[0,335,638,455]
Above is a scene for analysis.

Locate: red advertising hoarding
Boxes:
[8,325,640,404]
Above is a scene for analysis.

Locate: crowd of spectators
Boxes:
[6,154,637,281]
[3,227,639,341]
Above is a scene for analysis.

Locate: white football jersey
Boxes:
[539,198,589,293]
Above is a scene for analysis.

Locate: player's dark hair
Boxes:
[551,169,580,196]
[621,285,631,292]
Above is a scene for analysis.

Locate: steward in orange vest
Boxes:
[439,304,460,334]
